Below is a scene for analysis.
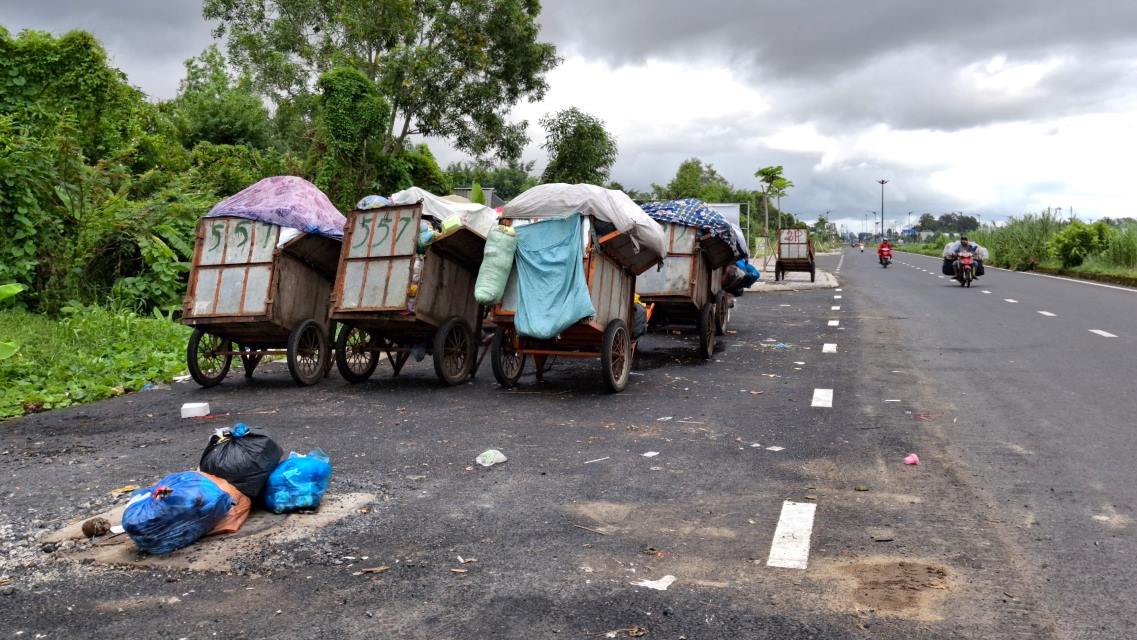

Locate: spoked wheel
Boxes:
[601,319,632,393]
[490,325,526,388]
[335,323,380,384]
[433,317,475,386]
[238,344,263,379]
[714,291,731,336]
[287,319,329,386]
[697,302,716,360]
[187,329,232,388]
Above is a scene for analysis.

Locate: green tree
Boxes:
[202,0,559,160]
[754,165,785,239]
[446,160,536,199]
[539,107,618,185]
[916,213,937,232]
[310,66,392,209]
[168,45,272,149]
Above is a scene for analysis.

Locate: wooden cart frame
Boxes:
[489,215,660,393]
[774,228,816,282]
[637,222,736,359]
[182,216,341,387]
[328,202,488,386]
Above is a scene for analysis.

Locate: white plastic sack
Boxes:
[390,187,497,238]
[502,183,667,260]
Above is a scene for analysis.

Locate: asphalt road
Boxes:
[0,250,1133,639]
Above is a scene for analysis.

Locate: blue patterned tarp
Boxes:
[640,198,748,260]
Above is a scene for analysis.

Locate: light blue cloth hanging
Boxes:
[514,215,596,339]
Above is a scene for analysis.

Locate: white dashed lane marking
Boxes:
[982,290,992,294]
[834,295,842,299]
[1037,311,1056,317]
[1004,299,1019,303]
[766,501,817,570]
[831,306,841,311]
[1089,329,1118,338]
[811,388,833,408]
[822,343,837,353]
[827,320,840,327]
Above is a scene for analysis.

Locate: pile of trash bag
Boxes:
[118,424,334,555]
[723,259,760,295]
[475,224,517,305]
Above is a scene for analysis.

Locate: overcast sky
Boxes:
[4,0,1136,229]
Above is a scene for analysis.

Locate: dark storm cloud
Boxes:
[539,0,1137,129]
[0,0,214,99]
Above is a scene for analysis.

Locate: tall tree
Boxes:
[169,45,271,149]
[754,165,784,242]
[652,158,733,202]
[203,0,559,160]
[539,107,617,185]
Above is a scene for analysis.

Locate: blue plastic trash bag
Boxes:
[122,472,233,555]
[513,215,596,339]
[737,259,760,288]
[263,449,333,514]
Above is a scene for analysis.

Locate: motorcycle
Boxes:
[878,248,892,268]
[954,250,975,287]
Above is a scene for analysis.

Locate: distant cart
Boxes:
[329,201,488,385]
[637,199,745,359]
[489,184,666,393]
[182,216,341,387]
[774,228,816,282]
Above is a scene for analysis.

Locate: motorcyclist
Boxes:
[877,239,892,265]
[944,235,985,278]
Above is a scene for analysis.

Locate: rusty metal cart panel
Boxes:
[636,222,733,359]
[182,216,340,387]
[490,216,655,393]
[329,202,486,386]
[774,228,816,282]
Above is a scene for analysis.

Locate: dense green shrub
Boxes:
[1047,219,1114,268]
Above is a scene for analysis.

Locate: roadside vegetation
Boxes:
[900,213,1137,285]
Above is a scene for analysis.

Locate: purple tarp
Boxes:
[205,176,346,239]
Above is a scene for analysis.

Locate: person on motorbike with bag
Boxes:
[944,235,985,278]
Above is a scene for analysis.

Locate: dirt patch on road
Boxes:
[814,556,952,621]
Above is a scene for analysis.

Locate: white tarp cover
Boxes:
[390,187,497,238]
[503,183,667,260]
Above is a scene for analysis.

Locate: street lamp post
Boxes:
[877,179,888,241]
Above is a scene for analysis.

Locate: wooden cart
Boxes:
[774,228,816,282]
[182,216,340,387]
[637,222,736,359]
[489,216,660,393]
[329,202,487,386]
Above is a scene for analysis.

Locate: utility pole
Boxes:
[877,179,888,241]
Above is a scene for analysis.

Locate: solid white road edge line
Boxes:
[811,388,833,408]
[822,343,837,353]
[1089,329,1118,338]
[767,501,817,570]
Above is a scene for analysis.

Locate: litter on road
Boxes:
[475,449,508,467]
[641,451,659,458]
[180,402,210,419]
[629,575,676,591]
[584,456,610,464]
[904,453,921,465]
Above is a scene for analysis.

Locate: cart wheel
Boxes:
[335,324,379,384]
[491,326,526,388]
[714,292,731,336]
[238,345,263,379]
[697,302,716,360]
[287,319,329,386]
[433,317,475,386]
[809,263,816,283]
[601,319,632,393]
[187,329,232,388]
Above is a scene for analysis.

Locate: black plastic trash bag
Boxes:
[123,471,233,555]
[631,303,647,339]
[199,423,283,500]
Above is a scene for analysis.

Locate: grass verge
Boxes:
[0,306,190,419]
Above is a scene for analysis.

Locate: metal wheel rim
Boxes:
[443,326,469,376]
[197,333,228,378]
[611,326,629,379]
[296,326,323,377]
[499,330,523,378]
[344,328,374,373]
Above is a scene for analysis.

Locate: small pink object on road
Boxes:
[904,453,920,465]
